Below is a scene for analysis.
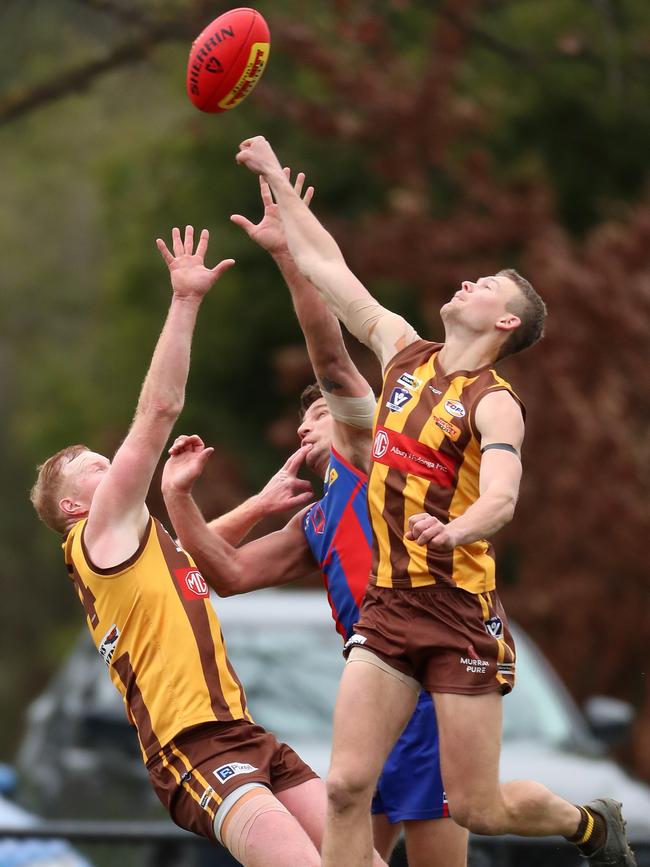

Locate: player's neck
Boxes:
[437,333,499,376]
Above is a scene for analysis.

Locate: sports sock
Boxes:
[566,805,607,855]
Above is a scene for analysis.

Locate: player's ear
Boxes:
[60,497,84,517]
[495,312,520,332]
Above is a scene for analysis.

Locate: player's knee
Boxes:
[326,770,373,815]
[447,798,501,836]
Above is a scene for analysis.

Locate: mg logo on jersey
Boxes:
[373,429,389,458]
[444,399,466,418]
[175,567,209,600]
[387,387,412,412]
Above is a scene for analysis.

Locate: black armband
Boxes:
[480,442,520,457]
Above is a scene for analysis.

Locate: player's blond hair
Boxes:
[30,444,89,534]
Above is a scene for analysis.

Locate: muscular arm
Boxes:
[407,390,524,550]
[236,138,419,371]
[85,228,234,566]
[164,487,316,596]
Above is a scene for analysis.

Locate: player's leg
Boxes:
[403,818,468,867]
[322,648,418,867]
[433,690,581,836]
[371,813,402,861]
[219,785,321,867]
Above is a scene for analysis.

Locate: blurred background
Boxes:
[1,0,649,863]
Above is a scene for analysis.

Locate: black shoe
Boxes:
[582,798,637,866]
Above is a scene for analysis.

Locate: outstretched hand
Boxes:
[162,434,214,495]
[256,445,314,514]
[157,226,235,300]
[231,170,314,257]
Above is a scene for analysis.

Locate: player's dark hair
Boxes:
[496,269,547,361]
[299,383,323,419]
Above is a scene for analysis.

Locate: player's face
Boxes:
[441,273,520,333]
[62,450,111,508]
[297,398,334,478]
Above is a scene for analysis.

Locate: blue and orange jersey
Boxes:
[303,448,372,641]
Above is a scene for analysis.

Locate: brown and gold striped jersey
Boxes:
[63,517,251,762]
[368,340,524,593]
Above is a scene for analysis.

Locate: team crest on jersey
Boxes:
[372,429,389,458]
[214,762,258,783]
[310,504,326,535]
[98,624,120,667]
[397,372,422,391]
[484,616,504,639]
[444,399,466,418]
[175,567,209,600]
[386,387,412,413]
[433,415,461,442]
[328,467,339,486]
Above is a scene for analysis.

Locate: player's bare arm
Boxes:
[406,390,524,551]
[162,436,316,595]
[236,136,419,372]
[232,168,375,469]
[83,228,235,567]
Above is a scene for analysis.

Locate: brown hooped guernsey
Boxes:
[63,517,251,763]
[368,340,524,593]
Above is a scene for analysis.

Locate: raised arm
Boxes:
[406,390,524,550]
[161,436,315,595]
[232,171,376,469]
[235,136,419,372]
[85,228,235,564]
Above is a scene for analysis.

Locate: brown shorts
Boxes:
[344,584,516,696]
[147,719,318,842]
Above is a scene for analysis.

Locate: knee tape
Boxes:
[219,786,290,864]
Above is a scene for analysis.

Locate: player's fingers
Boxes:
[293,171,305,197]
[303,185,315,207]
[259,175,274,207]
[283,445,309,473]
[156,238,174,266]
[172,227,183,257]
[195,228,209,259]
[210,258,236,278]
[230,214,255,235]
[198,447,214,465]
[184,225,194,255]
[288,491,315,508]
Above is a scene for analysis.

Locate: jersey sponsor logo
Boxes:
[433,415,461,441]
[214,762,259,783]
[386,387,412,413]
[428,385,442,395]
[497,661,516,675]
[484,616,504,639]
[371,427,457,486]
[444,399,466,418]
[175,567,209,600]
[98,624,120,667]
[311,504,326,535]
[397,372,422,391]
[459,653,490,674]
[328,467,339,486]
[344,633,367,652]
[372,429,389,459]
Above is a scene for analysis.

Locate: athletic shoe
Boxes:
[583,798,637,866]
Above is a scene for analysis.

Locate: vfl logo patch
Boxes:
[444,399,466,418]
[175,567,209,600]
[433,416,461,442]
[373,429,389,459]
[485,616,504,639]
[98,624,120,667]
[214,762,258,783]
[386,387,412,413]
[397,372,422,391]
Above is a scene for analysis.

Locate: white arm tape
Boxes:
[322,387,377,429]
[343,298,420,371]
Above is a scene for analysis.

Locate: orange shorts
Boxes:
[345,584,516,695]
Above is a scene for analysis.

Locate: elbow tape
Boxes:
[322,387,377,429]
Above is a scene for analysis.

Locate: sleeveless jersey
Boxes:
[368,339,524,593]
[302,448,372,641]
[63,517,250,762]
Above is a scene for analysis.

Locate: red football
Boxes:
[186,8,270,113]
